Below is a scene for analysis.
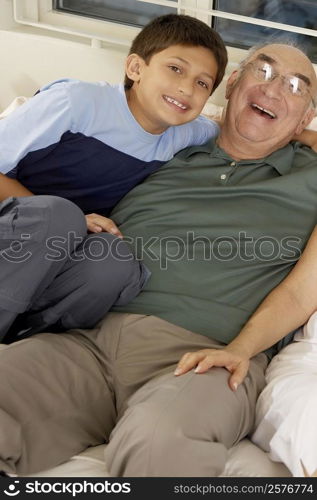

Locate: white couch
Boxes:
[25,440,291,478]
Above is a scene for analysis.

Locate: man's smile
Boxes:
[250,102,277,119]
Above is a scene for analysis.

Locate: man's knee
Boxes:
[107,402,227,477]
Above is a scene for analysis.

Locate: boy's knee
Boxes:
[9,195,87,241]
[82,233,150,304]
[39,196,87,239]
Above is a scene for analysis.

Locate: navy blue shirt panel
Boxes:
[8,132,164,216]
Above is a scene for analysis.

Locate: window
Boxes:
[54,0,317,62]
[54,0,177,27]
[214,0,317,62]
[14,1,317,63]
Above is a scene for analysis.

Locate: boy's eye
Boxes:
[169,65,181,73]
[198,80,209,90]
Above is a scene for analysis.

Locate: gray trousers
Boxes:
[0,313,268,476]
[0,196,148,342]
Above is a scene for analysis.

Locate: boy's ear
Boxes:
[125,53,145,84]
[225,70,239,99]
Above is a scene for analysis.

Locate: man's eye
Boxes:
[254,63,273,81]
[289,77,303,95]
[259,67,270,80]
[169,65,181,73]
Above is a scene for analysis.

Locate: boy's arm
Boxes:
[175,226,317,389]
[0,173,33,201]
[294,129,317,152]
[0,80,73,187]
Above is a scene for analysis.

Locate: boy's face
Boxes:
[126,44,219,134]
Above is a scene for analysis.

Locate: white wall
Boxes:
[0,0,131,109]
[0,29,128,109]
[0,0,238,111]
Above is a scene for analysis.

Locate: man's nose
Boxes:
[261,77,284,100]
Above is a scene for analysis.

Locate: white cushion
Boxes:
[253,313,317,477]
[0,96,29,119]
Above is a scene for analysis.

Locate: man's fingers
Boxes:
[194,352,230,374]
[228,361,249,391]
[174,352,205,376]
[174,350,250,387]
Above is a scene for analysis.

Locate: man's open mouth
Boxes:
[251,103,276,119]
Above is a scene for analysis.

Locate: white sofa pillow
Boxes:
[0,96,29,119]
[253,312,317,477]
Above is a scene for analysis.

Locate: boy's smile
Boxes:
[162,95,188,111]
[125,44,219,134]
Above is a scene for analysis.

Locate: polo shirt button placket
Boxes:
[220,161,238,183]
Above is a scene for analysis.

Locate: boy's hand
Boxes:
[85,213,123,238]
[174,346,250,391]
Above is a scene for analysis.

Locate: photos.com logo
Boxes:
[3,480,131,496]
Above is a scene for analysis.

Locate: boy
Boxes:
[0,14,227,342]
[0,14,227,231]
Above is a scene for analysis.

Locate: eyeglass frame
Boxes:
[241,59,316,109]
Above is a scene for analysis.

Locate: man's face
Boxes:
[126,44,218,134]
[224,44,316,150]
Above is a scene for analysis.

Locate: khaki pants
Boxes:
[0,313,268,476]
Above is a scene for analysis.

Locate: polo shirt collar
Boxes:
[264,142,296,175]
[183,138,296,175]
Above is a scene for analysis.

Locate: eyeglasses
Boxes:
[244,60,316,108]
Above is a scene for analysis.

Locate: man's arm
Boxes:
[175,226,317,390]
[0,173,33,200]
[294,129,317,152]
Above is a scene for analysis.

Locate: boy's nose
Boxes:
[178,78,194,96]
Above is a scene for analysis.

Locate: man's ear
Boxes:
[225,70,239,99]
[295,107,316,135]
[125,53,145,84]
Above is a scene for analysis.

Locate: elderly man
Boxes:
[0,42,316,477]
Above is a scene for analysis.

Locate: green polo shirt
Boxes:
[112,139,317,356]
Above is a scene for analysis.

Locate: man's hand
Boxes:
[174,347,250,391]
[85,213,123,238]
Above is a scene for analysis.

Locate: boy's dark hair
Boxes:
[124,14,227,93]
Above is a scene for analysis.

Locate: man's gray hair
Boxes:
[238,37,306,70]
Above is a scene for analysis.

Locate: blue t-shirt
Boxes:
[0,79,219,215]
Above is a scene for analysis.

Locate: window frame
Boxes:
[12,0,317,54]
